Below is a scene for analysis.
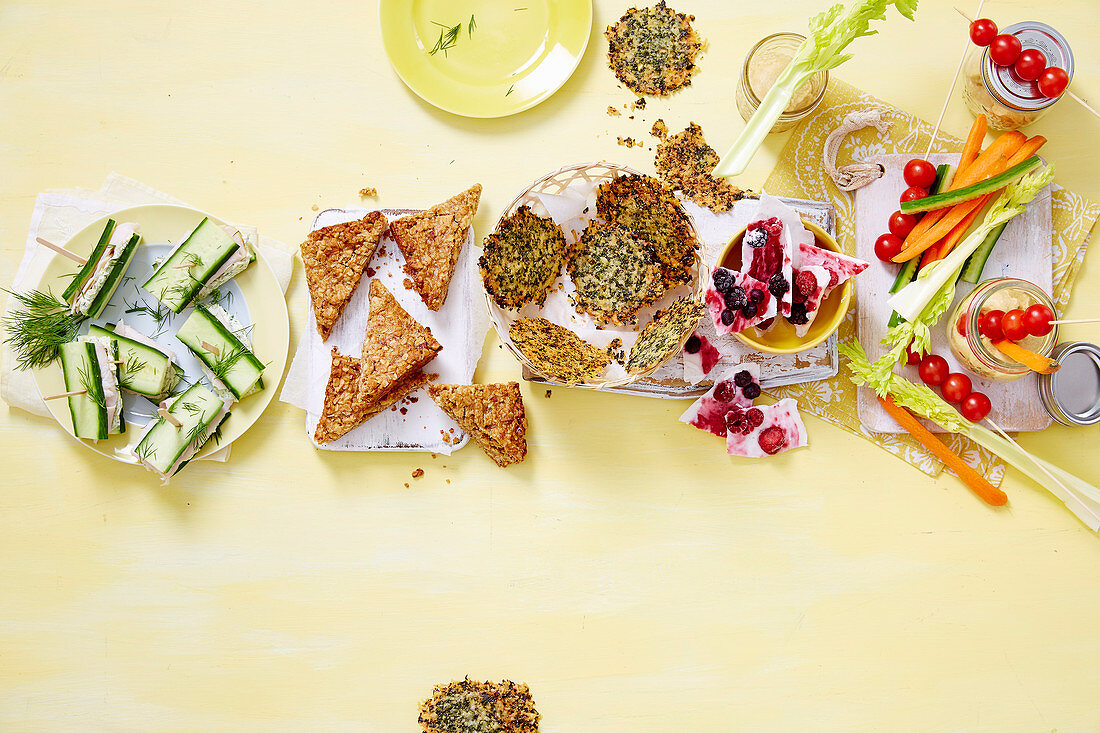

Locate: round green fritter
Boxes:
[479,206,567,310]
[567,221,664,325]
[605,1,704,97]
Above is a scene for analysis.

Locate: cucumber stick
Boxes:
[87,324,179,399]
[63,220,116,302]
[134,383,228,477]
[176,305,264,400]
[59,339,123,440]
[930,164,951,195]
[960,221,1010,284]
[84,232,141,318]
[900,156,1042,214]
[142,218,241,313]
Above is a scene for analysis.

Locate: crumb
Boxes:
[445,479,451,484]
[431,453,437,459]
[606,105,621,116]
[632,97,646,110]
[404,482,410,488]
[366,267,376,277]
[311,204,319,211]
[359,186,377,197]
[650,118,668,140]
[400,407,408,415]
[616,136,644,148]
[412,468,424,479]
[545,389,552,398]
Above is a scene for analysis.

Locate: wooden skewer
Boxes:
[200,340,221,358]
[1049,317,1100,325]
[157,406,182,428]
[924,0,985,158]
[44,389,86,401]
[36,237,87,266]
[954,7,1100,122]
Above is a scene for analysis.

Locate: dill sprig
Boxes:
[123,352,149,379]
[76,353,106,410]
[134,439,157,463]
[468,14,476,37]
[429,21,462,56]
[2,288,87,370]
[123,297,172,338]
[208,343,247,384]
[506,85,515,96]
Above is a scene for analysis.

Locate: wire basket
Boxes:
[483,162,708,389]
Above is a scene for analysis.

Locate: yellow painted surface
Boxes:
[2,0,1099,730]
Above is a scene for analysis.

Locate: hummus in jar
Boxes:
[949,282,1055,382]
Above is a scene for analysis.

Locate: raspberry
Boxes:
[741,303,757,318]
[758,426,787,454]
[733,370,753,387]
[787,302,809,326]
[742,382,761,400]
[712,268,733,293]
[749,288,765,304]
[827,270,840,289]
[721,309,735,326]
[745,408,764,429]
[684,335,701,354]
[756,317,775,330]
[768,274,790,298]
[794,270,817,297]
[713,381,737,403]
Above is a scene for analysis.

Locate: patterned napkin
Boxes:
[762,79,1100,483]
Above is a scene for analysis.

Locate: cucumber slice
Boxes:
[930,164,952,195]
[59,340,107,440]
[133,383,228,478]
[960,221,1010,284]
[87,323,179,399]
[889,257,920,295]
[142,218,241,313]
[62,220,116,303]
[175,305,264,400]
[900,156,1042,214]
[84,232,142,318]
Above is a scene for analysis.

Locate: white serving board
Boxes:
[854,153,1053,433]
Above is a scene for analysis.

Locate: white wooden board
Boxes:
[854,153,1053,433]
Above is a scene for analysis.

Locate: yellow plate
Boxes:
[379,0,593,118]
[30,204,290,468]
[719,220,853,355]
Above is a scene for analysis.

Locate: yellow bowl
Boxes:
[718,219,852,354]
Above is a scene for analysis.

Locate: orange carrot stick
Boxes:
[992,340,1061,374]
[957,114,987,173]
[878,396,1008,506]
[924,201,986,263]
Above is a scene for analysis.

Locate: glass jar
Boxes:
[961,21,1074,131]
[948,278,1058,382]
[736,33,827,134]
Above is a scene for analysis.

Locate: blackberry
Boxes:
[741,303,757,318]
[743,227,767,249]
[768,274,790,298]
[684,335,701,354]
[720,309,735,326]
[787,302,809,325]
[733,370,753,387]
[712,268,733,293]
[742,382,761,400]
[723,287,746,310]
[749,288,765,304]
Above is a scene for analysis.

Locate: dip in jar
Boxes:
[948,278,1058,381]
[736,33,828,133]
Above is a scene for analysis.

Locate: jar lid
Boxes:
[982,21,1075,112]
[1038,342,1100,426]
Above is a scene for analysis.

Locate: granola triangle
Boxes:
[300,211,387,341]
[313,347,432,444]
[389,184,481,311]
[356,279,442,404]
[428,382,528,467]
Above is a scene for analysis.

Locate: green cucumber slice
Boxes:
[900,156,1042,214]
[88,323,179,399]
[85,232,142,318]
[134,383,227,477]
[959,221,1010,284]
[142,218,241,313]
[59,340,107,440]
[63,219,116,302]
[930,164,951,195]
[175,305,264,400]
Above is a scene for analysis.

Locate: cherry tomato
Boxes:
[1002,309,1029,341]
[979,309,1005,340]
[956,314,968,337]
[1014,48,1047,82]
[874,233,904,262]
[888,210,918,239]
[1038,66,1070,98]
[960,392,992,422]
[989,34,1022,66]
[903,159,937,189]
[1024,303,1055,337]
[918,354,949,387]
[900,186,928,205]
[905,344,923,366]
[969,18,998,46]
[942,373,973,404]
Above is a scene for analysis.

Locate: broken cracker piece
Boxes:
[627,295,704,373]
[655,122,751,213]
[300,212,387,340]
[428,382,527,468]
[508,318,610,385]
[359,187,377,197]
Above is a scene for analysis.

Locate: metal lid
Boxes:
[1038,342,1100,426]
[981,21,1075,112]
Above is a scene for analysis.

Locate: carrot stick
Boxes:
[878,396,1008,506]
[992,340,1061,374]
[924,200,987,262]
[958,114,987,174]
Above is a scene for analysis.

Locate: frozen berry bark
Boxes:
[742,217,795,318]
[679,363,762,437]
[787,265,831,338]
[682,331,721,384]
[725,398,808,458]
[705,267,776,335]
[797,241,869,295]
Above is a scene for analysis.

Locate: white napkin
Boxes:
[279,207,491,453]
[1,173,295,462]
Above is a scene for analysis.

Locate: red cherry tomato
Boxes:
[903,159,937,189]
[1014,48,1047,82]
[942,373,973,404]
[1023,303,1055,337]
[989,34,1023,66]
[888,210,918,239]
[905,345,923,366]
[979,309,1005,340]
[960,392,992,422]
[956,314,968,337]
[969,18,998,46]
[1038,66,1069,98]
[1002,309,1029,341]
[918,355,949,387]
[874,233,904,262]
[900,187,928,205]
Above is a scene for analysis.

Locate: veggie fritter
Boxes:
[595,173,698,288]
[655,122,752,213]
[627,295,704,373]
[480,206,567,310]
[605,1,704,96]
[509,318,610,385]
[567,221,664,324]
[418,678,540,733]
